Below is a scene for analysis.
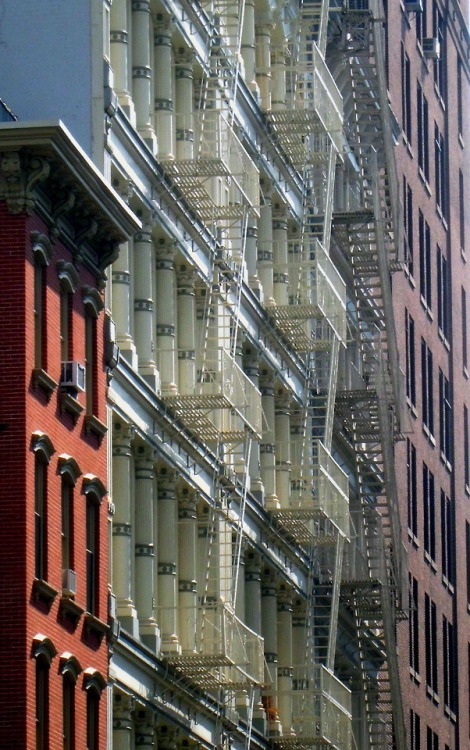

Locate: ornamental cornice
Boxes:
[0,151,50,214]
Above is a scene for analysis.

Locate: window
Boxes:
[86,689,100,750]
[462,288,468,372]
[458,58,464,138]
[460,170,466,253]
[423,463,435,564]
[404,178,414,275]
[61,477,73,572]
[437,247,450,340]
[419,210,432,309]
[466,522,470,608]
[433,4,446,101]
[402,45,412,142]
[86,498,99,615]
[417,84,429,181]
[36,657,49,750]
[421,339,434,437]
[407,439,418,540]
[405,310,416,407]
[409,575,420,676]
[34,259,46,370]
[434,123,446,216]
[425,593,438,700]
[63,674,75,750]
[85,314,97,417]
[35,453,47,581]
[441,491,454,588]
[60,289,72,362]
[416,0,427,44]
[439,369,452,466]
[410,709,421,750]
[465,405,470,489]
[443,617,456,717]
[426,727,438,750]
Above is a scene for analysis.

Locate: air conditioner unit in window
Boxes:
[404,0,423,12]
[60,361,86,392]
[423,37,440,59]
[62,568,77,597]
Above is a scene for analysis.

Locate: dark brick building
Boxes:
[388,2,470,748]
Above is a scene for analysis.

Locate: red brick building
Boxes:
[388,2,470,748]
[0,122,138,750]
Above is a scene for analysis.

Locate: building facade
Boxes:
[387,1,470,749]
[0,1,468,749]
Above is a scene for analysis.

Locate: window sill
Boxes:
[408,530,419,548]
[418,168,432,195]
[459,133,465,150]
[465,483,470,497]
[32,368,58,397]
[84,613,109,644]
[404,266,416,288]
[420,297,434,320]
[436,204,448,231]
[406,398,418,418]
[463,366,469,380]
[409,667,421,685]
[424,551,437,572]
[438,328,451,351]
[461,247,467,264]
[84,415,107,440]
[422,424,436,445]
[440,452,453,473]
[59,595,84,628]
[444,706,457,723]
[426,686,440,705]
[32,578,58,609]
[442,576,455,595]
[59,391,84,420]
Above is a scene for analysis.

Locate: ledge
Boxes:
[32,578,58,608]
[84,414,108,440]
[59,595,84,627]
[84,613,109,644]
[59,391,84,420]
[32,368,58,397]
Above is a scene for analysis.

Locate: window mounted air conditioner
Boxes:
[60,361,86,392]
[62,568,77,597]
[404,0,423,12]
[423,38,440,59]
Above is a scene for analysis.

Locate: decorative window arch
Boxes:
[31,232,53,267]
[57,260,79,294]
[31,431,55,463]
[82,286,104,319]
[58,454,82,485]
[32,633,57,664]
[59,652,83,682]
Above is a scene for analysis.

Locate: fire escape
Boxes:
[260,3,353,748]
[332,2,406,749]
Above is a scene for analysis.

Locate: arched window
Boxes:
[82,287,104,419]
[33,635,57,750]
[31,433,55,582]
[83,669,106,750]
[31,233,52,373]
[58,456,81,581]
[60,653,82,750]
[82,476,106,616]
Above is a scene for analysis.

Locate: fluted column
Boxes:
[178,488,198,653]
[255,20,273,111]
[134,224,159,389]
[176,267,196,395]
[113,694,134,750]
[244,349,264,502]
[157,469,181,654]
[275,389,291,508]
[258,186,275,305]
[112,422,139,637]
[132,0,157,152]
[262,570,282,735]
[134,446,160,650]
[277,586,294,734]
[110,0,135,119]
[246,221,259,290]
[112,238,138,368]
[245,552,266,732]
[241,0,259,97]
[260,371,278,509]
[175,50,194,161]
[154,17,175,160]
[156,241,177,395]
[135,708,156,750]
[273,206,289,306]
[271,47,287,112]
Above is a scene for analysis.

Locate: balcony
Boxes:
[272,441,349,544]
[272,665,352,750]
[267,240,346,350]
[269,42,343,159]
[162,112,259,223]
[164,348,262,442]
[166,603,264,689]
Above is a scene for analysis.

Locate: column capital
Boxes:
[275,388,291,413]
[174,48,195,68]
[113,692,135,728]
[113,421,135,451]
[157,725,178,750]
[277,584,293,611]
[176,265,196,290]
[135,707,156,746]
[260,369,275,393]
[154,14,173,38]
[0,151,50,215]
[157,467,178,494]
[135,444,156,471]
[178,487,198,517]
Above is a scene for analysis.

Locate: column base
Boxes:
[161,635,182,656]
[118,338,138,369]
[139,364,161,393]
[268,719,283,737]
[139,128,158,156]
[117,603,140,638]
[117,93,136,126]
[249,276,262,300]
[140,621,161,652]
[252,703,267,734]
[161,382,178,397]
[265,494,280,511]
[250,478,264,506]
[247,80,261,101]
